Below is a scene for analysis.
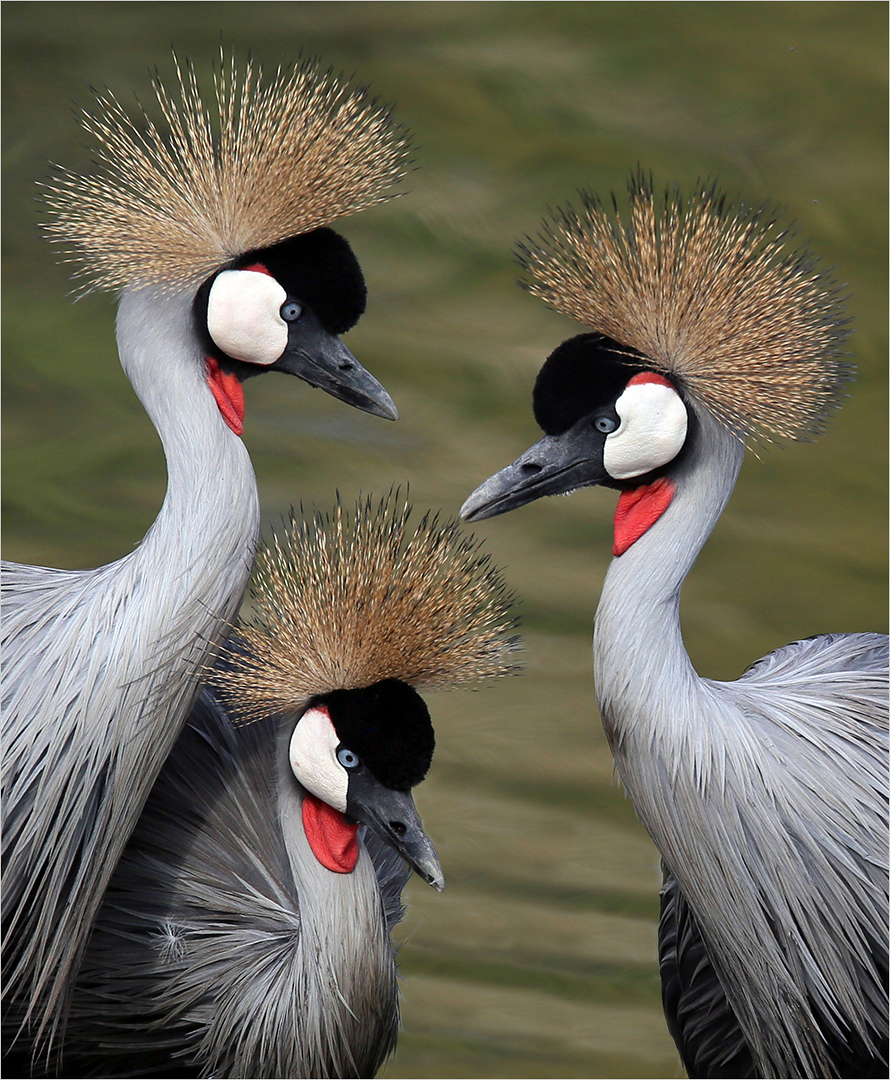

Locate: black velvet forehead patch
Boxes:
[533,333,649,435]
[236,227,367,335]
[312,679,435,792]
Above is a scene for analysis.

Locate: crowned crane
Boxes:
[461,177,888,1079]
[2,55,408,1047]
[16,494,518,1079]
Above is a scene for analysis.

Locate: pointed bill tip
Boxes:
[279,333,399,420]
[459,489,489,522]
[317,351,399,421]
[460,471,522,522]
[414,851,449,894]
[404,836,445,892]
[363,386,399,422]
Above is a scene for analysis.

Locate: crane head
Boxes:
[194,227,398,423]
[288,678,444,891]
[461,333,689,552]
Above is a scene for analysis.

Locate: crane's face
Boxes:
[461,333,689,526]
[194,227,397,426]
[288,679,444,890]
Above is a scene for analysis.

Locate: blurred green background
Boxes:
[3,3,886,1078]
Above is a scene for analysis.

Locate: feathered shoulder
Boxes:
[517,173,850,442]
[215,492,520,722]
[43,53,410,293]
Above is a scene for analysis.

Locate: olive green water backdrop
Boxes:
[3,3,887,1077]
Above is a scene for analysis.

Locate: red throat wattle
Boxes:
[302,792,360,874]
[205,356,246,436]
[613,476,676,556]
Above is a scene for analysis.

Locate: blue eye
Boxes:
[594,414,618,434]
[281,301,303,322]
[337,746,361,770]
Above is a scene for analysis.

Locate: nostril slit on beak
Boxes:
[521,461,542,475]
[338,360,354,371]
[389,820,407,837]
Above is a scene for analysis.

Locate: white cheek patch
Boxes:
[603,377,688,480]
[288,706,348,813]
[206,269,288,366]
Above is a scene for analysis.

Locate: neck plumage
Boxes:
[594,409,744,764]
[104,286,261,855]
[102,284,261,900]
[117,285,260,597]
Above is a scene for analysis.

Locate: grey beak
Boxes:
[461,425,610,522]
[347,777,444,891]
[273,311,398,421]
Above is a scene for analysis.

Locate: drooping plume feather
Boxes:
[216,492,520,721]
[42,53,410,292]
[517,174,850,441]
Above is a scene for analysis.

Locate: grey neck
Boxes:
[594,408,744,756]
[116,285,260,584]
[274,729,399,1076]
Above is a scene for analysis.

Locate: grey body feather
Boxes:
[40,686,409,1079]
[595,409,889,1078]
[2,287,260,1035]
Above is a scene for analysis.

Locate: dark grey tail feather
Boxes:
[659,870,889,1079]
[659,871,756,1079]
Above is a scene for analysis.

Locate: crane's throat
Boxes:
[205,356,246,436]
[302,791,360,873]
[613,476,675,556]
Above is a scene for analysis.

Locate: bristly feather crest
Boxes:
[42,52,410,293]
[516,173,851,442]
[216,492,520,722]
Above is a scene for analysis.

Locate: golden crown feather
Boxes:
[516,173,851,442]
[214,492,520,724]
[42,52,411,293]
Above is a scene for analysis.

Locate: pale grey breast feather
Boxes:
[2,552,237,935]
[2,558,130,912]
[739,631,889,682]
